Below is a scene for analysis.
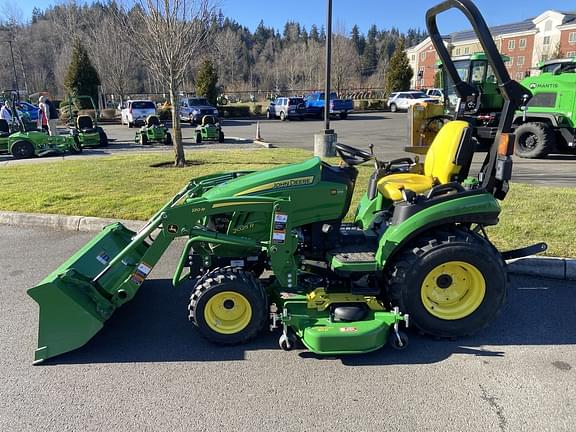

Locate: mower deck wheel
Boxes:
[11,140,35,159]
[388,330,409,350]
[188,267,267,344]
[279,332,297,351]
[386,227,506,338]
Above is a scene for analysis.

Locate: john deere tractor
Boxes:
[62,95,108,148]
[28,0,545,363]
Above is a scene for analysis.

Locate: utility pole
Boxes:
[314,0,337,157]
[7,40,20,100]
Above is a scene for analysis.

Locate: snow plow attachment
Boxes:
[28,222,148,364]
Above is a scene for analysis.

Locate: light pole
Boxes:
[5,40,20,101]
[314,0,337,157]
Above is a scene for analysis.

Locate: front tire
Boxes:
[386,227,506,338]
[514,122,555,159]
[11,140,35,159]
[188,267,267,345]
[98,128,108,147]
[280,111,286,121]
[164,132,172,146]
[389,103,397,113]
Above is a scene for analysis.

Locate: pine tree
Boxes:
[309,24,320,42]
[63,40,101,107]
[385,38,413,94]
[195,59,219,106]
[351,25,365,56]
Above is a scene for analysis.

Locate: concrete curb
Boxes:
[253,139,275,148]
[0,210,574,281]
[0,211,144,233]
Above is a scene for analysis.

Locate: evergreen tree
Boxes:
[362,24,379,74]
[385,38,413,94]
[351,25,365,55]
[309,24,320,42]
[195,59,219,106]
[63,40,101,107]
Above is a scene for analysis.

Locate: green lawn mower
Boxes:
[28,0,547,363]
[195,115,224,144]
[0,98,82,159]
[135,115,172,146]
[63,95,108,148]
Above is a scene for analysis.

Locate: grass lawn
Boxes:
[0,148,574,257]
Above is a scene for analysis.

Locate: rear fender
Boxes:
[375,192,501,267]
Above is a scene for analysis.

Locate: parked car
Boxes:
[121,100,157,127]
[304,91,353,119]
[266,97,307,120]
[387,91,439,112]
[424,88,445,102]
[16,101,40,122]
[179,97,219,125]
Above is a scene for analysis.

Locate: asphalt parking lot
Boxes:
[1,225,576,431]
[2,113,575,187]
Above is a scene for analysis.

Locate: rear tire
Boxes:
[266,110,272,120]
[98,128,108,147]
[514,122,555,159]
[140,134,149,145]
[11,140,35,159]
[218,131,224,143]
[164,132,172,146]
[386,227,506,338]
[195,132,202,144]
[188,267,267,345]
[280,111,286,121]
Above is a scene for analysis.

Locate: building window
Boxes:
[506,57,514,67]
[543,36,551,45]
[420,51,426,61]
[516,72,524,80]
[464,47,470,54]
[519,38,527,49]
[411,54,416,61]
[455,48,461,55]
[567,51,576,58]
[517,56,525,66]
[508,40,515,50]
[569,32,576,44]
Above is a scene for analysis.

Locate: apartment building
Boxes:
[407,10,576,89]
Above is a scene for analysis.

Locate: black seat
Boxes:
[77,115,96,132]
[146,115,160,127]
[202,115,216,126]
[0,119,9,137]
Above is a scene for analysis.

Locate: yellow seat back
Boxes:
[424,120,471,184]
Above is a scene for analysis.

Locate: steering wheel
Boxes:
[335,143,373,166]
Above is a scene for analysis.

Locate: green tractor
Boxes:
[0,97,82,159]
[513,57,576,158]
[63,95,108,148]
[134,115,172,146]
[28,0,545,363]
[195,115,224,144]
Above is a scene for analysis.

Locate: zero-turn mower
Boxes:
[63,95,109,148]
[28,0,547,363]
[195,115,224,144]
[134,115,172,146]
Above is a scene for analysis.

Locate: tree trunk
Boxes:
[169,84,186,167]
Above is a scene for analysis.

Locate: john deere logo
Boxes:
[167,224,179,233]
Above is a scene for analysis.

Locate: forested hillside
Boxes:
[0,2,426,99]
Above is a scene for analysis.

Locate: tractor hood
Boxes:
[203,157,323,199]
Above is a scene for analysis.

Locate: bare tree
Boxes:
[86,11,134,106]
[116,0,217,167]
[332,34,361,95]
[216,28,243,90]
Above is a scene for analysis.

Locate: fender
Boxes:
[376,192,501,267]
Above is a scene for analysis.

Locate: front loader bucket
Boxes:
[28,223,148,363]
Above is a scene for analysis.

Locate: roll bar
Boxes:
[426,0,532,199]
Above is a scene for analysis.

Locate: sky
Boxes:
[8,0,576,35]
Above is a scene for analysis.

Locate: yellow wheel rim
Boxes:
[204,291,252,334]
[421,261,486,320]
